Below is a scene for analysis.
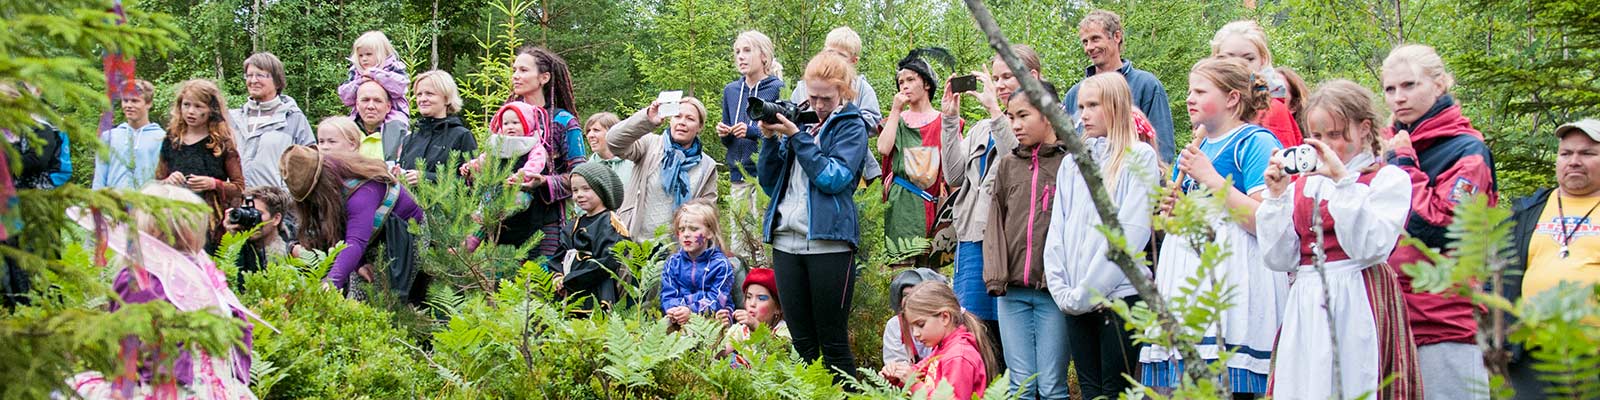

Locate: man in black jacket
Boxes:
[1504,118,1600,399]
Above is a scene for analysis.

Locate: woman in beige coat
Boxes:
[606,97,721,239]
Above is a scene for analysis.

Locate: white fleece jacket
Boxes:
[1043,137,1159,315]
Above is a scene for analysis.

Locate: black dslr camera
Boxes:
[746,97,820,125]
[228,195,263,229]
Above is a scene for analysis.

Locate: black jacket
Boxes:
[1506,187,1554,306]
[553,210,631,313]
[11,124,64,189]
[398,115,476,181]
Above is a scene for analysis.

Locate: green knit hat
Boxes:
[573,162,623,211]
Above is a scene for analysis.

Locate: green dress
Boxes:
[885,111,944,242]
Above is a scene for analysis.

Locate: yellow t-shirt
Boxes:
[1524,193,1600,298]
[358,132,385,160]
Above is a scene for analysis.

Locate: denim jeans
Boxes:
[954,242,997,321]
[998,286,1071,399]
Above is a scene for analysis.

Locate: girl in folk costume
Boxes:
[65,184,270,399]
[1141,58,1287,396]
[1256,80,1422,399]
[880,48,957,242]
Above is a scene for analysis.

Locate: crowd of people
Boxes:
[12,9,1595,400]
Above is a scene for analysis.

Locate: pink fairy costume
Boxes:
[64,214,273,399]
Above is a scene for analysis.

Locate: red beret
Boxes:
[744,268,778,298]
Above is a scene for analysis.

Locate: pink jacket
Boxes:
[910,325,988,399]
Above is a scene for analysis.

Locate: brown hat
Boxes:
[1556,119,1600,142]
[280,145,323,201]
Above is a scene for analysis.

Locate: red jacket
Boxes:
[910,325,989,399]
[1258,98,1303,147]
[1383,95,1497,346]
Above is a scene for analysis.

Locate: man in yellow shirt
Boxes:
[1506,118,1600,399]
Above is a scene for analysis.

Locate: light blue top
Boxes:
[92,122,167,190]
[1173,123,1282,195]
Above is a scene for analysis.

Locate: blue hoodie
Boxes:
[757,102,869,248]
[660,246,735,314]
[720,75,785,183]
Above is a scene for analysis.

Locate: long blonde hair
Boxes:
[137,184,211,254]
[1080,74,1138,188]
[349,30,398,69]
[734,30,783,80]
[901,281,997,381]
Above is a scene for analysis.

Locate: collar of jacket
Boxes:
[1011,141,1065,158]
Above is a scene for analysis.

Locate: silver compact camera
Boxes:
[1276,144,1320,175]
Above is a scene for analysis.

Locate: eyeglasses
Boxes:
[245,72,272,81]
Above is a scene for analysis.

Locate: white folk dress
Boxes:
[1255,153,1416,399]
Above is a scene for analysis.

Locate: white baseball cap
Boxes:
[1556,119,1600,141]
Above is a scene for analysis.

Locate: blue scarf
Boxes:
[661,134,703,208]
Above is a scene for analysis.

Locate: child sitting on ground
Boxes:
[660,199,735,327]
[336,31,410,124]
[881,281,996,399]
[550,162,631,316]
[883,268,946,366]
[716,267,789,366]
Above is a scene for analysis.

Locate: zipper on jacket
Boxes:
[1023,146,1040,285]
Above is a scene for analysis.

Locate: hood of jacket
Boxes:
[1387,95,1482,151]
[889,268,948,313]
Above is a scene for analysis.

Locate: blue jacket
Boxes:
[1063,59,1176,164]
[660,246,735,314]
[721,75,785,183]
[757,102,869,247]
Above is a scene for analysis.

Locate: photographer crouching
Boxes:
[222,186,297,284]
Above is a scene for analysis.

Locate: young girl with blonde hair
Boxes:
[882,281,996,399]
[1043,73,1160,399]
[1257,79,1421,399]
[659,199,735,326]
[1142,57,1286,396]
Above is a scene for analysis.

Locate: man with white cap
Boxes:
[1503,118,1600,399]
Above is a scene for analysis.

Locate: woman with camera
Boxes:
[879,48,955,243]
[281,145,426,303]
[939,44,1041,368]
[1255,80,1421,399]
[605,96,720,239]
[756,50,870,380]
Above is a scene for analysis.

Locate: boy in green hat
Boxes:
[552,162,631,315]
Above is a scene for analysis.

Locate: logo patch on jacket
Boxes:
[1450,177,1477,204]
